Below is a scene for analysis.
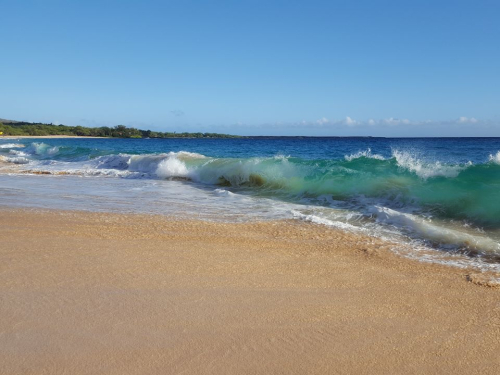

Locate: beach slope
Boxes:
[0,209,498,374]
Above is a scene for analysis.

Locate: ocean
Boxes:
[1,137,499,274]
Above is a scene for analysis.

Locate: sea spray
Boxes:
[25,142,60,157]
[392,149,469,179]
[156,155,189,178]
[489,151,500,164]
[344,148,385,161]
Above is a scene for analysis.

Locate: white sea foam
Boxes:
[291,210,365,232]
[392,150,468,179]
[273,154,291,160]
[489,151,500,164]
[174,151,207,159]
[9,150,27,156]
[3,156,30,164]
[0,143,25,149]
[214,188,235,197]
[368,206,500,255]
[345,148,385,161]
[156,156,189,178]
[81,169,133,178]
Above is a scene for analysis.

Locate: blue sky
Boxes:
[1,0,499,136]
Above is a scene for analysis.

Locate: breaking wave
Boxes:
[2,140,499,262]
[489,151,500,164]
[3,145,499,226]
[392,150,471,179]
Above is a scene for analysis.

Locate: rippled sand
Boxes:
[0,209,499,374]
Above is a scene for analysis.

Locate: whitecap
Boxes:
[345,148,385,161]
[488,151,500,164]
[392,150,468,179]
[156,156,189,178]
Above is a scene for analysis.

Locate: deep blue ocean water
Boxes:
[1,137,500,272]
[4,136,497,162]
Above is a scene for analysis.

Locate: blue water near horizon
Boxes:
[1,136,500,274]
[4,136,498,163]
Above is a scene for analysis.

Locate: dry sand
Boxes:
[0,208,499,374]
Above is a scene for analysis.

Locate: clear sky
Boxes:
[1,0,499,136]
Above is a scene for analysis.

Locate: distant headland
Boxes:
[0,118,241,139]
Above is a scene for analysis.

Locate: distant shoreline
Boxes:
[0,120,241,139]
[1,135,108,139]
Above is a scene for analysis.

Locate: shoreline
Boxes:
[1,207,498,374]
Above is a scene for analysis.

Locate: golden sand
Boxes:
[0,208,499,374]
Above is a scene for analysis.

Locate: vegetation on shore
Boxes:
[0,121,241,139]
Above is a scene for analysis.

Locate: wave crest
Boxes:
[345,148,385,161]
[156,156,189,178]
[489,151,500,164]
[25,142,59,156]
[392,150,469,179]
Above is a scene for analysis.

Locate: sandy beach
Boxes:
[2,0,499,373]
[0,208,498,374]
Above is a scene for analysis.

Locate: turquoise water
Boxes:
[1,137,500,269]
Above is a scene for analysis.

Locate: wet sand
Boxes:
[0,208,499,374]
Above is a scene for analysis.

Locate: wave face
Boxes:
[1,137,499,265]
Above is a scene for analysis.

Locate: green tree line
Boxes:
[0,121,241,139]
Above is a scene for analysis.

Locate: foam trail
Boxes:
[291,210,366,233]
[0,143,25,149]
[369,206,500,255]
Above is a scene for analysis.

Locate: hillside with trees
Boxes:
[0,121,241,139]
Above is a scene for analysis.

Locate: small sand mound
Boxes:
[466,273,500,288]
